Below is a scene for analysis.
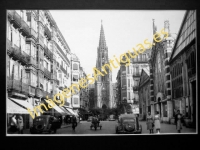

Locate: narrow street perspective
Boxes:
[6,10,197,135]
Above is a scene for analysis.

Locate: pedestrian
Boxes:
[17,115,24,134]
[154,111,161,134]
[146,112,154,134]
[8,114,18,134]
[71,115,77,131]
[175,110,183,133]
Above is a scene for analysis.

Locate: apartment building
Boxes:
[6,10,71,129]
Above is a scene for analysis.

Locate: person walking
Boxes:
[71,115,77,131]
[146,112,154,134]
[17,115,24,134]
[9,114,18,134]
[175,110,183,133]
[154,111,161,134]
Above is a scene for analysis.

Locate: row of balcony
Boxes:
[60,65,67,75]
[44,25,51,40]
[44,67,51,79]
[7,78,29,95]
[7,77,53,98]
[55,42,70,65]
[7,39,37,67]
[8,10,37,40]
[44,45,53,61]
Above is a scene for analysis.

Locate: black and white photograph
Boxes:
[6,9,197,135]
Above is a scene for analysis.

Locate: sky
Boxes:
[50,10,186,83]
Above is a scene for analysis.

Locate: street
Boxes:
[22,121,196,135]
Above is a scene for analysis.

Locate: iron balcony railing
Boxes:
[44,67,51,79]
[28,56,37,67]
[60,65,67,75]
[38,33,44,48]
[29,28,37,40]
[6,39,14,56]
[7,77,21,92]
[10,10,21,29]
[20,19,30,37]
[55,42,70,64]
[37,63,44,72]
[44,25,51,40]
[44,45,51,59]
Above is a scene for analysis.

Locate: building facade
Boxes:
[94,22,112,108]
[169,10,196,127]
[6,10,71,129]
[119,50,150,114]
[149,20,176,122]
[138,68,150,120]
[70,53,80,115]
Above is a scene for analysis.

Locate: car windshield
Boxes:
[123,119,135,123]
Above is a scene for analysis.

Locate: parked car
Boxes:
[30,115,61,134]
[87,116,93,122]
[115,114,142,134]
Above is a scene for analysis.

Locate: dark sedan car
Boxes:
[30,115,61,134]
[115,114,142,134]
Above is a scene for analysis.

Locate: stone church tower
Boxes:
[94,21,112,109]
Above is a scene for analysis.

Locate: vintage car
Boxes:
[30,115,61,134]
[115,114,142,134]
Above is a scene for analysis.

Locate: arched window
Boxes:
[73,63,78,70]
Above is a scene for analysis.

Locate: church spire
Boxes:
[99,20,107,48]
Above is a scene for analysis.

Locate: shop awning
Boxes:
[63,106,78,116]
[7,98,30,114]
[45,100,66,115]
[10,98,34,110]
[59,106,71,115]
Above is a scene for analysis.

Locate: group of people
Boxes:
[8,114,24,134]
[146,110,184,134]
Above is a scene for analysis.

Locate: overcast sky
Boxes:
[50,10,185,82]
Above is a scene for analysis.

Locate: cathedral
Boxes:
[94,21,113,109]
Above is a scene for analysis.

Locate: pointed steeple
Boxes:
[153,19,157,35]
[99,20,107,48]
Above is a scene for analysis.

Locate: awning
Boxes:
[10,98,34,109]
[45,100,65,115]
[59,106,71,115]
[7,98,30,114]
[63,106,77,116]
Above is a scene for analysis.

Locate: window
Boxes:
[136,67,139,75]
[128,79,130,87]
[73,75,78,82]
[127,66,129,74]
[22,68,28,84]
[74,98,78,104]
[26,43,31,55]
[46,81,48,92]
[21,35,26,52]
[13,63,19,80]
[73,63,78,70]
[31,72,37,87]
[122,78,126,87]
